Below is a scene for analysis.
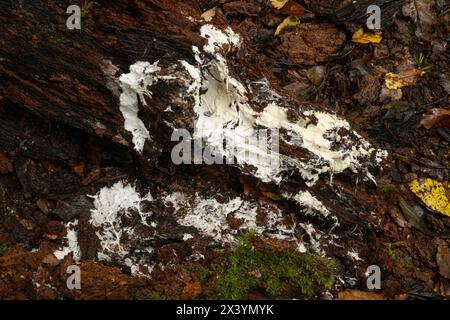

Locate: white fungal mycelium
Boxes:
[101,24,388,266]
[182,25,386,185]
[53,220,81,263]
[347,249,364,262]
[115,23,386,186]
[286,190,340,230]
[170,196,246,244]
[163,192,312,252]
[54,181,155,276]
[88,181,153,267]
[119,62,160,152]
[298,222,326,256]
[290,191,331,218]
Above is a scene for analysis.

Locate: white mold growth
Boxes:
[115,23,386,185]
[164,192,308,251]
[187,24,386,185]
[298,222,326,256]
[200,25,241,54]
[181,197,242,243]
[189,26,284,183]
[53,181,157,277]
[88,181,153,262]
[255,104,381,185]
[347,249,364,262]
[291,191,331,218]
[119,61,160,152]
[163,191,340,255]
[53,220,81,263]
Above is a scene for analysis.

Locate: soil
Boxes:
[0,0,449,300]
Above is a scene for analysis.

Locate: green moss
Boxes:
[383,241,412,271]
[80,1,99,29]
[400,253,412,270]
[383,241,405,257]
[132,289,178,300]
[209,233,335,300]
[0,242,6,256]
[393,153,411,164]
[198,268,213,284]
[378,184,396,195]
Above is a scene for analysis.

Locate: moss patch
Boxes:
[383,241,412,271]
[132,289,178,300]
[0,243,6,256]
[209,233,335,300]
[378,184,397,195]
[80,1,98,29]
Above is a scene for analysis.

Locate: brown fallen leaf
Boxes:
[278,1,307,16]
[436,244,450,279]
[337,290,386,300]
[180,281,202,300]
[0,151,13,174]
[418,108,450,129]
[19,219,35,231]
[396,65,424,86]
[72,164,85,177]
[240,175,258,197]
[402,0,437,39]
[398,198,437,237]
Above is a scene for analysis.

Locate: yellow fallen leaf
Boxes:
[352,28,382,44]
[275,16,300,36]
[409,178,450,217]
[262,191,281,201]
[385,67,423,90]
[385,72,407,89]
[270,0,289,9]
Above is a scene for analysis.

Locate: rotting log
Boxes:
[0,0,390,298]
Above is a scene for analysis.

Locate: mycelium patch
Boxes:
[96,25,387,266]
[116,24,386,186]
[163,190,345,255]
[53,182,156,276]
[289,190,331,218]
[186,25,386,185]
[88,181,156,276]
[52,182,332,274]
[54,220,81,263]
[109,25,385,263]
[119,62,159,152]
[163,191,331,254]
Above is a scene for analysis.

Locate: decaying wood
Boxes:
[0,0,393,299]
